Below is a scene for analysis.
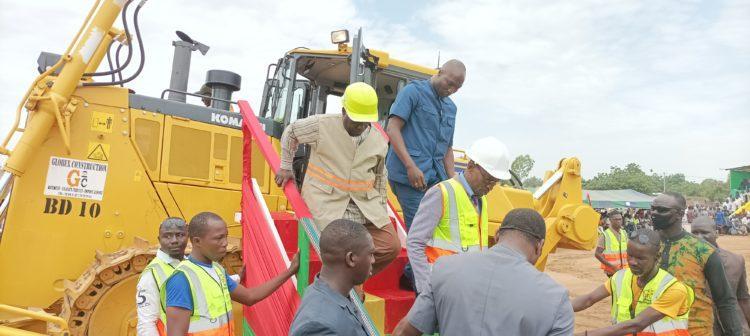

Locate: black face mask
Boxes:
[652,216,672,230]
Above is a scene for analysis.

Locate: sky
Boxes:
[0,0,748,181]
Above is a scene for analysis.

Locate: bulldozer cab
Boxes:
[256,29,434,183]
[258,29,434,137]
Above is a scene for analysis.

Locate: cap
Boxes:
[497,208,546,240]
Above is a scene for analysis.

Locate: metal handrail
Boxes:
[0,0,104,155]
[159,89,238,105]
[0,304,69,335]
[0,171,13,243]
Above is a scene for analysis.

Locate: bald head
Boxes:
[433,59,466,97]
[441,59,466,74]
[319,219,375,285]
[691,216,718,247]
[188,212,224,239]
[319,219,372,265]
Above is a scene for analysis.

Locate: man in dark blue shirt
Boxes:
[386,59,465,289]
[290,219,376,336]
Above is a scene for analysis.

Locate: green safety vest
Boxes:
[610,268,694,336]
[600,228,629,272]
[426,178,488,263]
[160,259,235,336]
[141,255,177,329]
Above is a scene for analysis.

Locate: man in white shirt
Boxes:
[136,218,242,335]
[136,218,189,336]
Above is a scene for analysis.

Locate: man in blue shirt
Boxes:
[386,59,465,288]
[164,212,299,335]
[290,219,375,336]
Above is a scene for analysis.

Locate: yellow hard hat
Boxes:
[342,82,378,122]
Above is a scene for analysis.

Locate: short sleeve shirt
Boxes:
[386,80,457,186]
[604,275,691,318]
[165,257,238,311]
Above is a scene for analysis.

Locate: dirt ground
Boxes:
[547,234,750,331]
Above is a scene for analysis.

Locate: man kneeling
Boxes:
[573,228,694,336]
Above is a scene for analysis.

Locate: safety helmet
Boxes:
[466,137,511,180]
[342,82,378,122]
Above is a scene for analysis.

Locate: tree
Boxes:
[511,154,535,181]
[523,176,543,188]
[584,163,730,201]
[583,163,659,194]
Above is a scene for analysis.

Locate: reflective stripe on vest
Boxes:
[425,178,488,263]
[306,162,375,192]
[160,260,234,336]
[610,268,694,336]
[600,228,628,272]
[142,256,176,336]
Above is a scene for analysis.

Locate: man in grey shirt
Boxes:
[394,208,574,336]
[290,219,375,336]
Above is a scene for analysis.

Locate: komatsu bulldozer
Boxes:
[0,1,599,335]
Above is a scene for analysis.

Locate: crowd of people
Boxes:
[134,59,750,336]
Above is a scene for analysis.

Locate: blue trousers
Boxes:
[389,180,429,289]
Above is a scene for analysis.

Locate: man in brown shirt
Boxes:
[692,216,750,335]
[275,82,400,276]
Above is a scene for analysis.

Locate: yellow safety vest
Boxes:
[141,255,176,336]
[160,259,235,336]
[610,268,694,336]
[600,228,629,273]
[425,178,488,263]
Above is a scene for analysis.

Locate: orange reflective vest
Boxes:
[600,228,628,273]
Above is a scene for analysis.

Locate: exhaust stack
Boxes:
[167,31,209,102]
[205,70,241,111]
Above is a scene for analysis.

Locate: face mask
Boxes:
[652,215,672,229]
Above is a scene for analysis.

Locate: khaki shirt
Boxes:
[280,114,389,229]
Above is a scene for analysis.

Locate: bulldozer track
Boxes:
[56,237,243,335]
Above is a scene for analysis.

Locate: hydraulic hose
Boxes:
[83,0,147,87]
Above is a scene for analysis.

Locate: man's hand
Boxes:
[407,166,426,191]
[287,251,300,276]
[275,168,294,187]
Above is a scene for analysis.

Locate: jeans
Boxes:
[389,180,429,289]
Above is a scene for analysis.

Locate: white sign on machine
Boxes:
[44,157,108,201]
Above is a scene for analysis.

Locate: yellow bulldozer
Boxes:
[0,1,599,335]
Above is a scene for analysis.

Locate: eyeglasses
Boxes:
[477,166,501,186]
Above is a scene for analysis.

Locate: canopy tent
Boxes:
[583,189,655,209]
[726,165,750,198]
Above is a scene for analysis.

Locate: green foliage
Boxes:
[583,163,659,194]
[511,154,535,180]
[523,176,543,188]
[582,163,729,201]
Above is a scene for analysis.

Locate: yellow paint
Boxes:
[0,89,170,307]
[86,142,110,161]
[364,293,385,336]
[0,10,597,334]
[2,0,123,176]
[90,111,115,133]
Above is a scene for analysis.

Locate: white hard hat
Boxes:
[466,137,511,180]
